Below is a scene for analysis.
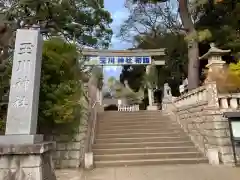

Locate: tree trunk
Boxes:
[179,0,199,90]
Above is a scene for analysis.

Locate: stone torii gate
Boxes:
[82,48,166,110]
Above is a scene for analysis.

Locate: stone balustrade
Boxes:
[118,104,140,111]
[218,94,240,109]
[174,86,208,108]
[162,44,238,166]
[163,82,235,165]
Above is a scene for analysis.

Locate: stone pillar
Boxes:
[96,88,102,105]
[3,29,43,141]
[199,42,236,165]
[146,65,158,110]
[99,89,103,105]
[205,82,235,165]
[200,44,235,165]
[0,29,56,179]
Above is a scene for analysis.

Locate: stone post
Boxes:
[97,88,104,112]
[146,65,158,110]
[0,29,56,180]
[99,88,103,105]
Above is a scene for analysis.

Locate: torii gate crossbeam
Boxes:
[81,48,165,56]
[81,48,166,66]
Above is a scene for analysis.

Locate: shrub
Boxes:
[205,64,240,93]
[38,38,87,133]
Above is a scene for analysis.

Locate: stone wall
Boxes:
[43,113,88,169]
[163,82,237,165]
[45,120,88,169]
[43,77,100,169]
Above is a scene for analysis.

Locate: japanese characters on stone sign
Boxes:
[12,76,30,91]
[12,42,34,108]
[98,56,151,65]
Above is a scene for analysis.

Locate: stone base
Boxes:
[0,134,43,145]
[147,105,158,111]
[207,148,220,165]
[0,142,56,180]
[84,152,94,169]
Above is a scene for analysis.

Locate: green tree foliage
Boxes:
[127,0,234,89]
[196,0,240,91]
[0,0,113,132]
[107,77,144,105]
[107,76,116,89]
[0,0,112,111]
[120,32,188,96]
[129,0,200,89]
[204,65,240,93]
[38,38,87,131]
[195,0,240,57]
[120,65,145,92]
[123,0,239,91]
[0,0,113,48]
[0,58,11,132]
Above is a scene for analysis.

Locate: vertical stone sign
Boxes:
[5,29,43,136]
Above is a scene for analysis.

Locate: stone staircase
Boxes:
[93,111,208,167]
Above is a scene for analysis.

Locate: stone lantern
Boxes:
[199,43,231,82]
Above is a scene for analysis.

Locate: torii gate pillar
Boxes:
[146,60,165,110]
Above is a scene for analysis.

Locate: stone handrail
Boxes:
[89,102,98,152]
[218,93,240,109]
[174,86,208,108]
[164,86,210,157]
[165,82,237,165]
[84,100,97,169]
[84,81,99,169]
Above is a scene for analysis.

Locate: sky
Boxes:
[103,0,132,82]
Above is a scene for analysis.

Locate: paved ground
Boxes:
[56,164,240,180]
[56,169,83,180]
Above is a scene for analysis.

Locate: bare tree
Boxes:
[124,0,214,89]
[118,1,181,46]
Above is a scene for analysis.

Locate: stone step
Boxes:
[98,120,178,127]
[93,141,194,149]
[99,113,168,117]
[97,123,180,130]
[95,136,190,144]
[96,132,187,139]
[99,118,172,122]
[94,158,209,167]
[94,152,203,161]
[100,110,162,114]
[97,128,183,134]
[99,113,165,118]
[99,115,167,119]
[93,146,198,155]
